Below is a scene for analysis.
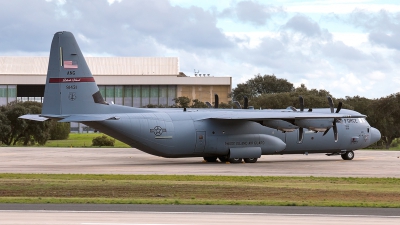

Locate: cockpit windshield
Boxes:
[361,118,370,126]
[339,118,370,126]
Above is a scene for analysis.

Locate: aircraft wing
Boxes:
[196,110,365,121]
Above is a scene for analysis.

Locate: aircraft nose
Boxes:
[370,127,381,144]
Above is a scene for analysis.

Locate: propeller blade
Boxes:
[233,101,241,109]
[290,106,297,112]
[308,108,312,112]
[214,94,219,109]
[299,96,304,112]
[323,128,330,136]
[327,96,334,113]
[333,120,338,142]
[205,102,212,108]
[335,102,343,113]
[244,96,248,109]
[298,127,304,143]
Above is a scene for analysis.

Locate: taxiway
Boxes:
[0,147,399,177]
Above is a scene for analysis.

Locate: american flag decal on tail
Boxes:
[64,60,78,69]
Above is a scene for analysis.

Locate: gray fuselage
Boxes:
[84,107,380,158]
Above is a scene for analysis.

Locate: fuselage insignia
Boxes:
[150,126,167,136]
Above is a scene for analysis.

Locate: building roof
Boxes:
[0,56,179,75]
[0,56,231,86]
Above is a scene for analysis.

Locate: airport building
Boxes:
[0,56,232,106]
[0,56,232,132]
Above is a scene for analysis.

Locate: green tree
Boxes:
[49,121,70,140]
[250,84,351,110]
[0,101,51,146]
[21,102,51,145]
[173,96,191,108]
[218,102,235,109]
[232,74,294,102]
[368,94,400,149]
[0,103,29,145]
[0,112,11,144]
[191,99,208,108]
[338,96,373,115]
[92,135,115,146]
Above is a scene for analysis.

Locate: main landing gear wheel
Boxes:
[244,158,258,163]
[341,150,354,160]
[229,158,243,163]
[203,157,218,162]
[218,156,228,162]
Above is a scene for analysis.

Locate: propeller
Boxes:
[327,96,334,113]
[214,94,219,109]
[299,96,304,112]
[298,96,304,143]
[323,96,343,142]
[205,102,212,108]
[243,96,248,109]
[335,102,342,113]
[233,101,241,109]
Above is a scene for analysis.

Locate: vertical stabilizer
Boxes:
[42,31,106,115]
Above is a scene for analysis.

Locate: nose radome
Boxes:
[370,127,381,144]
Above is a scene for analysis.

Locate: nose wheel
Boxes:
[341,150,354,160]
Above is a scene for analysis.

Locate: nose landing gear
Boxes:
[341,150,354,160]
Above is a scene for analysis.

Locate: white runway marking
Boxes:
[1,210,399,225]
[1,210,400,218]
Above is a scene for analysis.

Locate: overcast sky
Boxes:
[1,0,400,99]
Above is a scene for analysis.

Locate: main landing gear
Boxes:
[203,156,258,163]
[203,157,218,162]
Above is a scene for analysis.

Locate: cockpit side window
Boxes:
[363,118,371,126]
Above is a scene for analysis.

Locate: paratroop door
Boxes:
[194,131,206,153]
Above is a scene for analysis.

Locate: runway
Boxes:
[0,147,399,177]
[0,204,399,225]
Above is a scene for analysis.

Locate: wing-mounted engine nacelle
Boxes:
[295,119,334,132]
[262,120,298,132]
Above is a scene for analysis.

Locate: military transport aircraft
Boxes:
[20,31,381,163]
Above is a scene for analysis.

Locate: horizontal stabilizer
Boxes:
[58,114,120,122]
[19,114,49,121]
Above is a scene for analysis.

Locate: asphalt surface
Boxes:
[0,204,399,216]
[0,204,399,225]
[0,147,399,177]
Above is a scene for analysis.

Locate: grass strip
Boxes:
[1,174,399,208]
